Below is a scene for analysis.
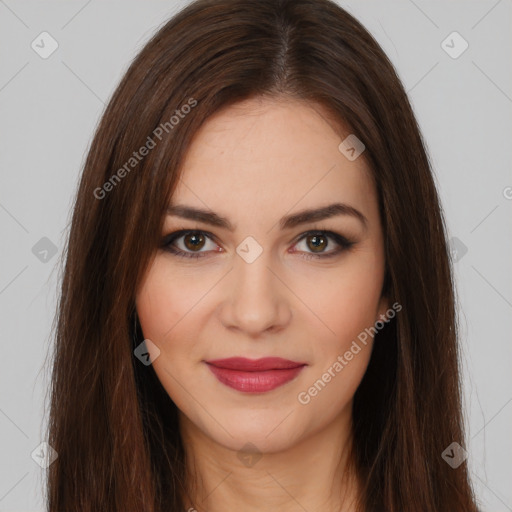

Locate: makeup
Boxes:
[205,357,306,393]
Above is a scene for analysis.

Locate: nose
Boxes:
[218,250,292,337]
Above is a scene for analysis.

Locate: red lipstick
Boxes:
[205,357,306,393]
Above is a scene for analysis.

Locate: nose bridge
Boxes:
[221,240,290,335]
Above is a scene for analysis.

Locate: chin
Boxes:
[184,405,305,454]
[217,425,302,455]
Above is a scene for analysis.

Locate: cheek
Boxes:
[135,263,202,415]
[135,258,206,343]
[294,265,382,418]
[295,255,385,348]
[135,258,214,394]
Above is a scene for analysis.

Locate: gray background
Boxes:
[0,1,511,510]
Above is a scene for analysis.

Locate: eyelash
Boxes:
[160,229,355,261]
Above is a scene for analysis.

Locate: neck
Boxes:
[179,408,361,512]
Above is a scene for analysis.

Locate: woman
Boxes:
[45,0,480,510]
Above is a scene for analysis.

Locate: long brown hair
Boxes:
[44,0,479,510]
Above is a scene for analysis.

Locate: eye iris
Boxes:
[307,234,327,253]
[184,232,205,251]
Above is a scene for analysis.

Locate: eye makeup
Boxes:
[160,228,356,261]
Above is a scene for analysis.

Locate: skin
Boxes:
[135,96,389,512]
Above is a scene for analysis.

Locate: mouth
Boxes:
[204,357,307,393]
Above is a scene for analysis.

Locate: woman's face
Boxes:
[136,97,389,453]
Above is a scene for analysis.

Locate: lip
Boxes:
[205,357,307,393]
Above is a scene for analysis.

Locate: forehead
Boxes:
[171,97,379,229]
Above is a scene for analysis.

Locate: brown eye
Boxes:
[183,232,206,251]
[292,230,354,260]
[161,230,220,259]
[305,234,328,253]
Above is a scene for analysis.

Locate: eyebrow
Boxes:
[166,202,368,232]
